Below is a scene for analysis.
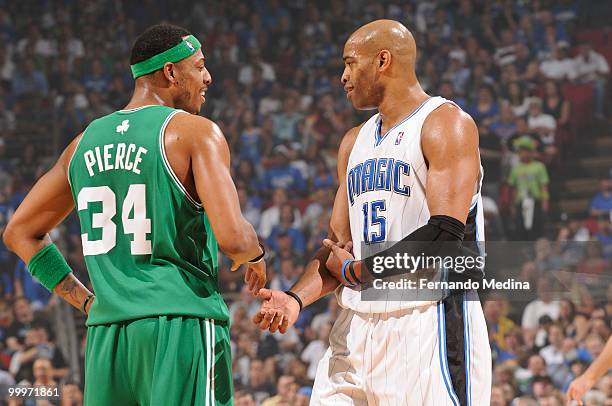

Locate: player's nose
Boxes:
[341,67,349,85]
[203,67,212,86]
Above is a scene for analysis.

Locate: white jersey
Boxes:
[338,96,485,313]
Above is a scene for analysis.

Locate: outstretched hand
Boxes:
[252,288,300,334]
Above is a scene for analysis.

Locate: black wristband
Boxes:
[348,261,362,285]
[284,290,303,312]
[81,294,94,314]
[248,243,266,264]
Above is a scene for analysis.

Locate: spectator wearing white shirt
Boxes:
[539,324,571,387]
[522,277,561,342]
[572,43,610,118]
[539,43,575,81]
[527,98,557,160]
[301,322,331,380]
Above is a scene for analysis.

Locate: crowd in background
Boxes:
[0,0,611,405]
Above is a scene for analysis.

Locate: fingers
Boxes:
[245,269,257,293]
[252,311,264,325]
[269,313,285,333]
[278,317,290,334]
[257,288,272,300]
[345,241,353,253]
[255,274,266,294]
[257,311,275,330]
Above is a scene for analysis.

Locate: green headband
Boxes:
[131,34,202,79]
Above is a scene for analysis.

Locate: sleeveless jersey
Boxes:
[68,105,229,325]
[339,96,485,314]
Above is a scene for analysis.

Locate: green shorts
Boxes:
[84,316,232,406]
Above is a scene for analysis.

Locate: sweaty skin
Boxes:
[254,19,480,330]
[3,44,266,314]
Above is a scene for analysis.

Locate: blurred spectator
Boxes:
[589,179,612,218]
[259,188,302,239]
[12,59,48,97]
[572,43,610,119]
[300,322,330,380]
[522,277,560,338]
[541,80,570,131]
[508,137,550,240]
[539,43,574,81]
[5,261,52,311]
[5,297,50,352]
[263,146,306,193]
[269,256,302,292]
[526,98,556,158]
[467,84,499,127]
[261,375,297,406]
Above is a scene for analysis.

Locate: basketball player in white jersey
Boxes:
[254,20,492,405]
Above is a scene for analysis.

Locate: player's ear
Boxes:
[162,62,177,85]
[378,50,391,71]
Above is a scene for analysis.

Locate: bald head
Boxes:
[346,20,417,69]
[341,20,422,110]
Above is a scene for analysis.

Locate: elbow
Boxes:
[2,222,18,253]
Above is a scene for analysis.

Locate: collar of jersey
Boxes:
[117,105,159,113]
[374,97,432,147]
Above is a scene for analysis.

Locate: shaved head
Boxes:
[345,20,417,72]
[341,20,419,110]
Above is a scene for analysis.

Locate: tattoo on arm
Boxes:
[53,274,93,311]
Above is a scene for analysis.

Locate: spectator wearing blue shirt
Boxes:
[4,262,52,311]
[467,85,499,127]
[267,205,306,256]
[263,145,306,193]
[82,59,111,93]
[590,179,612,218]
[12,59,48,97]
[311,159,334,190]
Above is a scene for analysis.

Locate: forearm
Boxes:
[53,273,94,312]
[218,220,262,266]
[584,336,612,380]
[289,246,340,308]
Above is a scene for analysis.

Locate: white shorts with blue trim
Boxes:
[310,290,491,406]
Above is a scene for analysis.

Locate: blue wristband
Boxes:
[341,259,355,287]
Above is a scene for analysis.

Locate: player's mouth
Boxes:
[344,86,354,98]
[200,89,207,102]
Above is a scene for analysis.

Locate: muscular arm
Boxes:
[3,136,94,312]
[287,126,359,307]
[422,103,480,222]
[170,114,261,267]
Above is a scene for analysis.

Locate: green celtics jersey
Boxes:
[68,105,229,325]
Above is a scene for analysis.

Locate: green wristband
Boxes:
[27,244,72,291]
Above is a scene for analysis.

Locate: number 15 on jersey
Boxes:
[362,200,386,244]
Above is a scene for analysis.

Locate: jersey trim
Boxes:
[117,105,159,114]
[67,126,91,188]
[158,110,203,209]
[374,97,432,147]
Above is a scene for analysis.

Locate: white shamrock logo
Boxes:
[116,120,130,134]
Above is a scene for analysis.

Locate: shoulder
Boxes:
[165,112,226,149]
[338,123,365,159]
[422,102,479,153]
[59,132,85,174]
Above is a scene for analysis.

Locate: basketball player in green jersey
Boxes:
[3,24,265,405]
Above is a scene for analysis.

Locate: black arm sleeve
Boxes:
[361,215,482,281]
